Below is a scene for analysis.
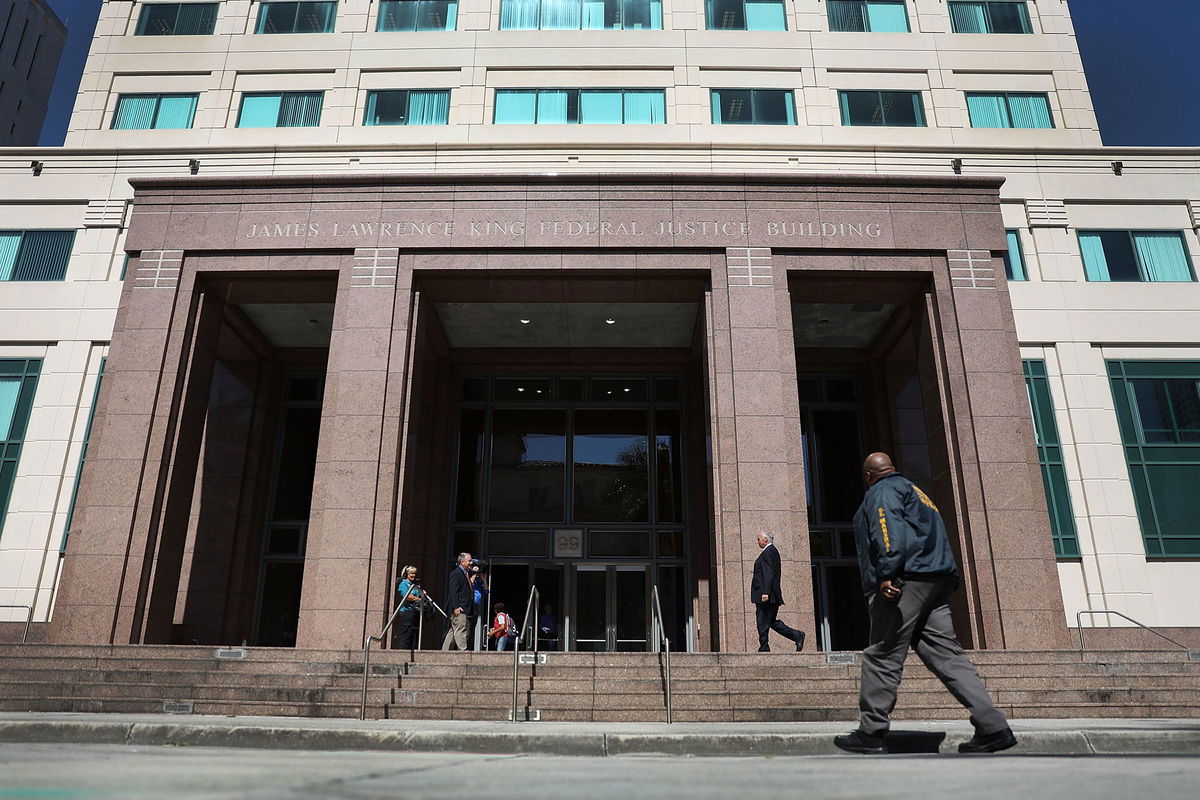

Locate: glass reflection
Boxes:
[655,409,682,522]
[489,409,566,521]
[573,409,649,522]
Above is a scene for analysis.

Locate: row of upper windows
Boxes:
[3,227,1192,285]
[111,88,1058,129]
[1005,230,1197,284]
[133,0,1034,35]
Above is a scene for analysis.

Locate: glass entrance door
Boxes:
[573,564,649,651]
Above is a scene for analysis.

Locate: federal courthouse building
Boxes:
[1,0,1198,655]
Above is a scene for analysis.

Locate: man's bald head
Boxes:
[863,452,896,485]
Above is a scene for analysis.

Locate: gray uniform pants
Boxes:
[858,576,1007,736]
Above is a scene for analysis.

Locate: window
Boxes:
[62,358,105,551]
[135,3,219,35]
[949,1,1031,33]
[0,230,75,281]
[705,0,786,31]
[494,89,666,124]
[1003,230,1027,280]
[499,0,662,30]
[839,90,925,126]
[376,0,457,30]
[1079,230,1195,282]
[255,1,336,34]
[966,92,1053,129]
[711,89,795,125]
[111,93,198,130]
[1109,361,1200,557]
[364,89,450,125]
[827,0,909,32]
[237,92,324,127]
[0,359,41,537]
[1023,360,1079,558]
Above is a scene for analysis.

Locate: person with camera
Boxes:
[395,565,424,650]
[834,452,1016,756]
[441,553,474,651]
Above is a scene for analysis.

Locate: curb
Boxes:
[3,721,1200,756]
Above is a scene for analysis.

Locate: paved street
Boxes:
[1,744,1198,800]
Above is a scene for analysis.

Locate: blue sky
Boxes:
[35,0,1200,147]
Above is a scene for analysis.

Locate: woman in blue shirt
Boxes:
[396,565,423,649]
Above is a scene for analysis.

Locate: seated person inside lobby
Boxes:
[539,604,559,650]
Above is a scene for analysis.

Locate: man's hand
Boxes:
[454,607,463,616]
[879,580,902,602]
[761,594,769,603]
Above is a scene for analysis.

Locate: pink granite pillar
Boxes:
[51,250,196,643]
[932,250,1069,649]
[294,248,410,649]
[709,247,812,652]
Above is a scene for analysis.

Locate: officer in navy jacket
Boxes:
[834,453,1016,755]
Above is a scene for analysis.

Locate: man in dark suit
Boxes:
[441,552,474,650]
[751,531,805,652]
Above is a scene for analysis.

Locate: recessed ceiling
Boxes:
[239,303,335,348]
[791,303,896,349]
[434,302,700,348]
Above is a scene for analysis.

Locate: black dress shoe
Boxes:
[794,631,806,652]
[958,727,1017,753]
[757,646,770,652]
[834,729,886,754]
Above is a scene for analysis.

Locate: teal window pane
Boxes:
[10,231,74,281]
[1079,233,1111,281]
[1133,232,1194,282]
[582,0,605,27]
[622,90,665,124]
[238,94,282,127]
[0,379,19,440]
[966,93,1010,128]
[62,359,105,551]
[744,0,785,30]
[1006,93,1053,128]
[154,95,198,129]
[866,1,909,32]
[0,233,21,282]
[541,0,582,28]
[365,90,408,125]
[1024,359,1079,558]
[986,1,1030,33]
[536,90,572,123]
[112,95,157,130]
[948,1,987,32]
[500,0,539,28]
[407,90,450,124]
[1004,229,1027,280]
[495,90,537,123]
[377,0,457,30]
[137,3,219,35]
[278,92,323,126]
[580,90,623,124]
[175,3,219,34]
[827,0,865,31]
[0,359,41,538]
[839,90,925,126]
[256,1,336,33]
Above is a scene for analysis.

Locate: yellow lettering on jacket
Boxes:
[877,507,891,552]
[913,485,939,512]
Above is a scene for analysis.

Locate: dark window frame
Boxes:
[710,88,797,125]
[135,3,220,36]
[0,230,75,282]
[1078,229,1196,283]
[948,0,1032,34]
[0,359,42,538]
[838,89,926,127]
[826,0,911,33]
[254,1,338,34]
[1023,360,1080,558]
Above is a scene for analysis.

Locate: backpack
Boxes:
[505,612,518,638]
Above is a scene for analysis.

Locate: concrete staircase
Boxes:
[1,644,1198,722]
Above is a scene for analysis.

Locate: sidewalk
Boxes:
[0,713,1198,756]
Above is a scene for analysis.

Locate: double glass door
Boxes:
[573,564,649,651]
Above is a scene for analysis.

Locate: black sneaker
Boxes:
[834,729,886,754]
[794,631,806,652]
[958,727,1017,754]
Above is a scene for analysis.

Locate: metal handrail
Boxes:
[1076,609,1191,656]
[511,584,539,723]
[0,605,32,642]
[650,585,672,724]
[360,584,419,720]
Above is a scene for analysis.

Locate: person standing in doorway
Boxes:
[751,531,806,652]
[834,452,1017,755]
[395,565,423,650]
[441,552,474,651]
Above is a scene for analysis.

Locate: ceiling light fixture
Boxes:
[605,318,616,325]
[519,318,531,324]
